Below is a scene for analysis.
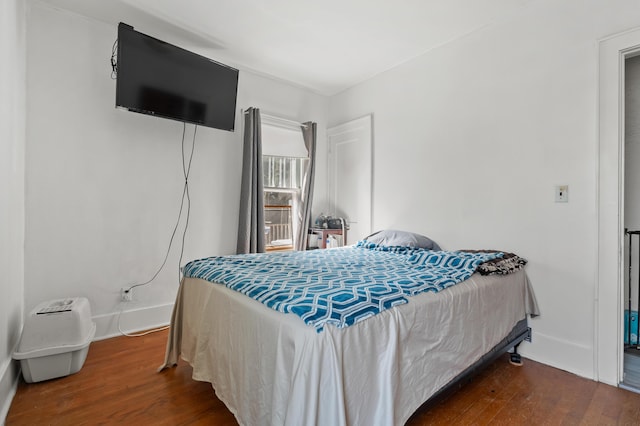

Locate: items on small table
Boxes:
[310,228,346,249]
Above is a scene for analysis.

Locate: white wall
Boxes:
[0,0,25,420]
[25,2,328,339]
[329,0,640,379]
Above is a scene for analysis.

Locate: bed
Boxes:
[161,240,539,426]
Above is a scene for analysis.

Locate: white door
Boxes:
[327,115,372,244]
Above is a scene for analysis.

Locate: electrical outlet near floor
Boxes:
[121,287,133,302]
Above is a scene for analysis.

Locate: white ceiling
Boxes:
[41,0,534,95]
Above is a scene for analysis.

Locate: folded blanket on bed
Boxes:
[458,249,527,275]
[183,245,502,332]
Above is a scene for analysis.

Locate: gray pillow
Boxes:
[364,230,441,251]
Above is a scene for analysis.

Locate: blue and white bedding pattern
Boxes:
[183,243,503,332]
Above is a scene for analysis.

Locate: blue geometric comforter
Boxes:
[183,242,503,332]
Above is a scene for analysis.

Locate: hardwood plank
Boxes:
[7,329,640,425]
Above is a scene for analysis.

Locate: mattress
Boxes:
[162,269,538,426]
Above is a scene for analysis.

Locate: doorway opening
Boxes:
[622,55,640,392]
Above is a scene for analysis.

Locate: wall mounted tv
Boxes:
[115,23,239,131]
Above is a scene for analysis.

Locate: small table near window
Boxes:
[311,228,346,249]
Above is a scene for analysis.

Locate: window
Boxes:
[264,204,293,250]
[261,119,309,252]
[263,156,308,189]
[263,156,308,251]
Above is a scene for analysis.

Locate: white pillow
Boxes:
[364,230,441,251]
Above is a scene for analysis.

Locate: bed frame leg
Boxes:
[509,343,523,367]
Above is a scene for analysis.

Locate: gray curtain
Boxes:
[237,108,265,254]
[295,122,317,251]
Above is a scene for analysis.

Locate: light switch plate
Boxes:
[555,185,568,203]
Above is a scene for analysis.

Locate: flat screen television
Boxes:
[115,23,239,131]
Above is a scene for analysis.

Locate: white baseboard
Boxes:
[92,302,174,341]
[0,357,20,425]
[520,329,596,380]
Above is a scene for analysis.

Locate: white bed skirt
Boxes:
[162,270,538,426]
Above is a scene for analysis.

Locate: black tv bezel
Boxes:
[115,22,239,132]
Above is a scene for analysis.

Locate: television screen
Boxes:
[115,23,239,131]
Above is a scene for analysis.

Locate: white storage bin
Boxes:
[13,297,96,383]
[307,233,319,249]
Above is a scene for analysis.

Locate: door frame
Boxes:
[597,27,640,385]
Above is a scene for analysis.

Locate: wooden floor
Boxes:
[6,329,640,425]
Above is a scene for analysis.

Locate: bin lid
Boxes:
[13,322,96,360]
[17,297,93,353]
